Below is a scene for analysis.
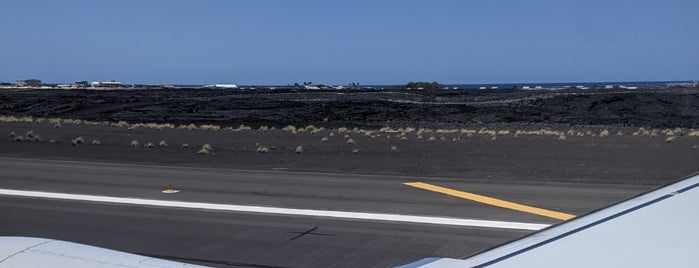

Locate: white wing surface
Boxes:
[0,237,209,268]
[399,173,699,268]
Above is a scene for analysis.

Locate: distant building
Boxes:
[74,81,89,88]
[16,79,41,87]
[92,80,123,88]
[203,84,238,89]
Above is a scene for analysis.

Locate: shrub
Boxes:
[25,130,35,138]
[197,148,210,155]
[428,136,437,142]
[352,149,360,154]
[490,136,497,142]
[295,146,304,154]
[600,129,610,137]
[9,131,15,137]
[130,140,139,147]
[666,136,676,143]
[390,145,398,152]
[145,142,155,148]
[344,134,351,139]
[329,132,335,137]
[49,139,56,143]
[346,138,355,144]
[321,137,329,142]
[159,140,168,147]
[257,146,269,153]
[74,137,84,144]
[92,139,101,145]
[115,121,130,128]
[258,125,269,131]
[15,135,24,142]
[181,143,189,149]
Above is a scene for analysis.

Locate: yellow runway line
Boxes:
[405,182,575,221]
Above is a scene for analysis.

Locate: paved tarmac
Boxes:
[0,157,651,267]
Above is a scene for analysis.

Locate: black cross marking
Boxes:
[289,226,335,241]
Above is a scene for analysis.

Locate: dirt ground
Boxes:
[1,120,697,185]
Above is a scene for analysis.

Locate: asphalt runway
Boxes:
[0,157,651,267]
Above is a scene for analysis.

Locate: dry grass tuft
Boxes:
[130,140,139,147]
[15,135,24,142]
[180,124,198,130]
[666,136,676,143]
[352,149,360,154]
[295,145,304,154]
[49,139,57,143]
[181,143,189,149]
[25,130,35,138]
[9,131,15,137]
[74,137,84,144]
[200,124,221,131]
[390,145,398,152]
[198,144,213,155]
[202,144,213,151]
[599,129,610,137]
[257,146,269,153]
[91,139,100,145]
[115,121,130,128]
[497,130,511,135]
[159,140,168,147]
[321,137,329,142]
[346,138,356,144]
[428,136,437,142]
[145,142,155,148]
[258,125,269,131]
[689,130,699,137]
[282,125,297,134]
[337,127,348,133]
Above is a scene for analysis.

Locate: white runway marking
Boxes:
[0,188,549,231]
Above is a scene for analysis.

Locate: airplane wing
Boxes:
[0,237,208,268]
[398,173,699,268]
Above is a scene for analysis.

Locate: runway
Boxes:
[0,157,651,267]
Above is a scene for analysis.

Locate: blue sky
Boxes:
[1,0,697,85]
